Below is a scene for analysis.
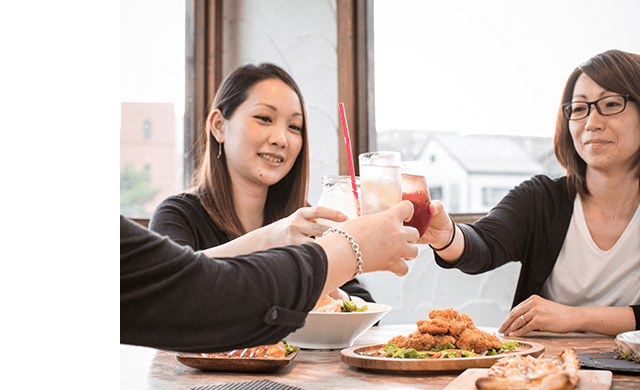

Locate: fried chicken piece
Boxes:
[433,334,457,349]
[461,313,476,328]
[446,320,467,336]
[456,328,502,353]
[429,308,462,320]
[445,315,474,336]
[429,309,474,336]
[426,308,471,336]
[416,318,450,334]
[408,330,423,339]
[404,332,435,351]
[387,335,408,348]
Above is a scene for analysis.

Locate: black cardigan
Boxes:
[435,175,639,329]
[149,193,374,302]
[120,216,327,352]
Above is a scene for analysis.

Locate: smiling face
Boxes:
[569,73,640,175]
[215,78,304,191]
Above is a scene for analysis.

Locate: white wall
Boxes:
[223,0,522,328]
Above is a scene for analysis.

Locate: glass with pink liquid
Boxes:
[401,161,431,237]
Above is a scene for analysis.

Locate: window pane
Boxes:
[120,0,185,218]
[374,0,640,212]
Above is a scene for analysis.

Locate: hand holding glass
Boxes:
[358,151,402,215]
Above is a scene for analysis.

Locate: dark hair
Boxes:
[193,63,309,239]
[554,49,640,199]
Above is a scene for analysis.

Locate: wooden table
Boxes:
[144,324,640,389]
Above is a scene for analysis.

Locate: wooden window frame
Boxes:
[181,0,483,225]
[337,0,375,176]
[186,0,375,179]
[184,0,224,188]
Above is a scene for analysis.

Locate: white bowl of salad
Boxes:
[286,296,391,350]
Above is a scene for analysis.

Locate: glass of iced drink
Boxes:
[316,175,361,228]
[358,151,402,215]
[401,161,431,237]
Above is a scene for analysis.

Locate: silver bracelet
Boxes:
[322,227,363,278]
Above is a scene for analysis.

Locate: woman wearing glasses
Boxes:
[422,49,640,337]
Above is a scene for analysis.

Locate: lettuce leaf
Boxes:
[341,301,368,312]
[282,340,299,356]
[366,340,518,359]
[487,340,519,355]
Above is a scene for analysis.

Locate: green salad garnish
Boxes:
[341,300,368,312]
[283,340,299,356]
[486,340,520,355]
[365,340,518,359]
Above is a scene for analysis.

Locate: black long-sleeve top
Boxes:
[435,175,639,329]
[120,215,327,352]
[149,193,374,302]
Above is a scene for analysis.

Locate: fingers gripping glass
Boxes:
[562,94,632,121]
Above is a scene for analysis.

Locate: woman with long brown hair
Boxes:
[421,49,640,337]
[150,63,374,302]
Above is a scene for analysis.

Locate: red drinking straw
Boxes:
[338,103,360,216]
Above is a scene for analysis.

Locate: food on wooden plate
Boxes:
[366,308,518,359]
[388,309,502,353]
[475,349,580,390]
[313,295,368,312]
[200,340,298,359]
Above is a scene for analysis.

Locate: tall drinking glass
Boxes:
[401,161,431,237]
[316,175,361,228]
[358,151,402,215]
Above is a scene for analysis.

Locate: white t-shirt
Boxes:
[540,195,640,307]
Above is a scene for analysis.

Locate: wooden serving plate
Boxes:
[175,350,299,372]
[340,341,545,372]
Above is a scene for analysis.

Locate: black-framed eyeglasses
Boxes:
[562,94,633,121]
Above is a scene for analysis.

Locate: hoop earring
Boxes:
[217,142,223,159]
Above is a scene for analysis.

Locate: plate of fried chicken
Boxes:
[341,309,545,372]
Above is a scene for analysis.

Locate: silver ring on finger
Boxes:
[520,314,527,324]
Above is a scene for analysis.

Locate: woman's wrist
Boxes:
[317,232,363,297]
[430,216,456,252]
[323,227,363,278]
[432,220,465,263]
